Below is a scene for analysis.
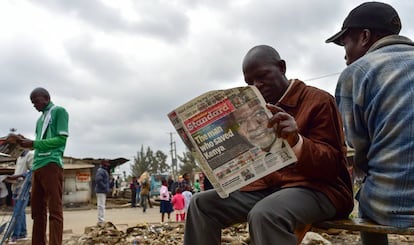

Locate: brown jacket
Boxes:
[241,79,354,218]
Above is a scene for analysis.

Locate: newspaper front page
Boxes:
[168,86,297,198]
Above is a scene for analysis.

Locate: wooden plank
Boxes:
[314,218,414,235]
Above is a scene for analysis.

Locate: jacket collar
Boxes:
[42,102,54,113]
[368,35,414,53]
[278,79,305,109]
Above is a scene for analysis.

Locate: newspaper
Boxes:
[0,136,26,158]
[168,85,297,198]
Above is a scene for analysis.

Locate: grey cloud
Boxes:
[32,0,190,42]
[2,0,413,165]
[64,35,133,84]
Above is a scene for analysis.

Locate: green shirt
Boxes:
[32,102,69,171]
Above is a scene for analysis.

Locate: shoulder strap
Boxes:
[41,105,56,139]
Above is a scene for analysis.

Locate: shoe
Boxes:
[7,238,17,244]
[17,237,29,241]
[97,222,105,227]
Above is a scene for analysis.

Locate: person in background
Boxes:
[184,45,353,245]
[193,179,201,193]
[159,178,173,223]
[6,150,34,243]
[147,190,153,209]
[202,174,214,191]
[326,2,414,244]
[109,176,115,197]
[0,175,8,208]
[139,172,150,213]
[171,175,183,195]
[171,187,186,222]
[8,87,69,245]
[182,173,192,191]
[172,173,191,195]
[95,159,111,226]
[135,180,141,207]
[167,176,174,193]
[182,185,193,220]
[114,176,120,197]
[129,177,138,208]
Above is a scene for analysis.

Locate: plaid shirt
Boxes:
[336,35,414,228]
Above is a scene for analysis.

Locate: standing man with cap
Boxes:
[326,2,414,244]
[9,87,69,245]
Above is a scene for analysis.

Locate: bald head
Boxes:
[242,45,282,71]
[30,87,51,112]
[241,45,289,104]
[30,87,50,100]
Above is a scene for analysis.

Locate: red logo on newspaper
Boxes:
[185,100,234,134]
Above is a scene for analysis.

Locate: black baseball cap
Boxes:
[326,2,401,45]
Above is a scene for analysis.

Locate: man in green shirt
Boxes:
[13,87,69,245]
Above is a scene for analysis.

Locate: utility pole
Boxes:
[169,132,177,179]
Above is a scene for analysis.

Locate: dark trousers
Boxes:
[31,163,64,245]
[184,187,335,245]
[131,189,137,207]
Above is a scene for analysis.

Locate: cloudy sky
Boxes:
[1,0,413,174]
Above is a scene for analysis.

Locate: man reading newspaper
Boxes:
[184,45,354,245]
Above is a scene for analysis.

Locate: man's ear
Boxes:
[360,29,373,48]
[277,60,287,74]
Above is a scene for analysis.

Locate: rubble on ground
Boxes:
[62,222,250,245]
[61,221,414,245]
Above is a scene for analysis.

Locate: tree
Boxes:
[131,145,152,178]
[131,145,170,177]
[177,151,200,178]
[153,150,169,174]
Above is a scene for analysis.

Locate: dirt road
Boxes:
[1,204,163,243]
[25,205,162,236]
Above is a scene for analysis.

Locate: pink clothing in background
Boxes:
[171,193,185,211]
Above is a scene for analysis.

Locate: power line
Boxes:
[303,72,341,82]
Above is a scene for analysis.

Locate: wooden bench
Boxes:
[313,218,414,235]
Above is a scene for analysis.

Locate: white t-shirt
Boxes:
[12,150,34,193]
[182,190,192,211]
[0,175,8,199]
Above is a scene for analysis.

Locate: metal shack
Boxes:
[62,157,95,206]
[0,154,128,207]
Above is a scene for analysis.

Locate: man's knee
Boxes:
[248,205,286,224]
[189,192,204,208]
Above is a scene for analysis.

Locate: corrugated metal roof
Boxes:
[0,155,128,171]
[64,163,95,169]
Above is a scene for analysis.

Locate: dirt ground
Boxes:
[2,197,414,244]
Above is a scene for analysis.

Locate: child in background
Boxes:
[182,185,193,220]
[159,179,173,222]
[171,187,185,222]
